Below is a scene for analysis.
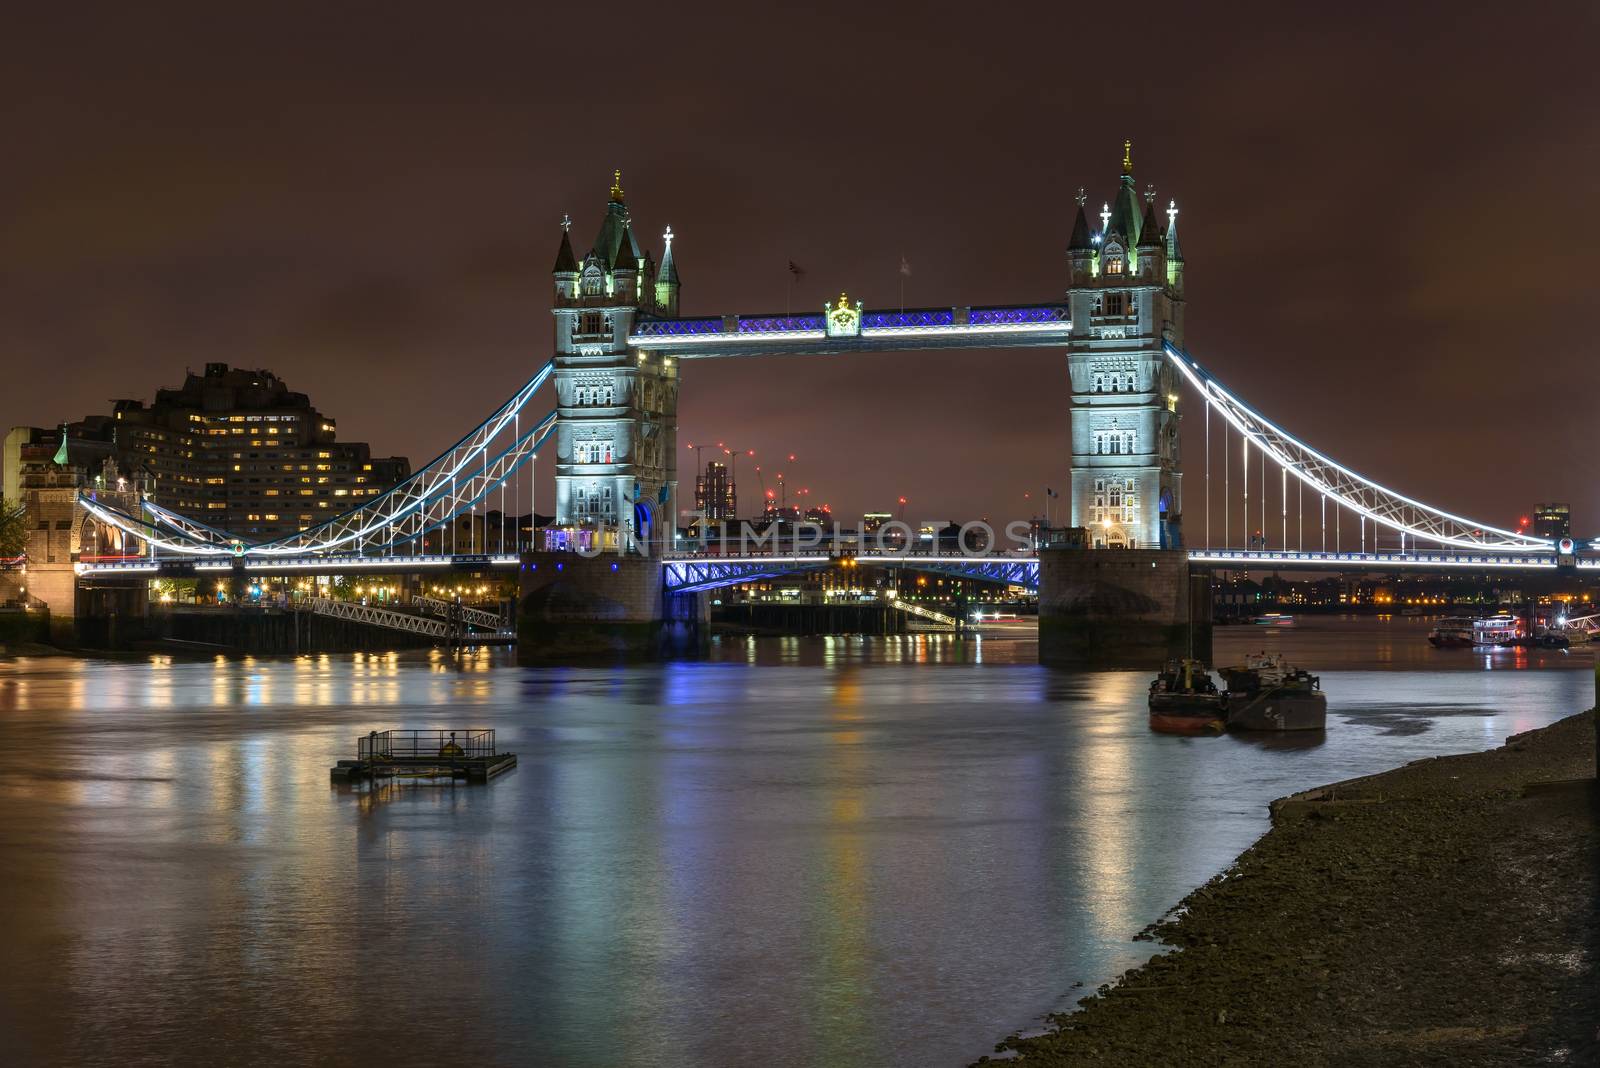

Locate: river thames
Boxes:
[0,618,1590,1066]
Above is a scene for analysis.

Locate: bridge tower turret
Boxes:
[1065,142,1186,549]
[550,171,679,550]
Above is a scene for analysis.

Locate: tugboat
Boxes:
[1148,659,1228,735]
[1219,652,1327,731]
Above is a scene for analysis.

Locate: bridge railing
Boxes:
[661,546,1040,560]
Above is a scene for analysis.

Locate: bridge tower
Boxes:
[550,171,680,549]
[1065,142,1186,549]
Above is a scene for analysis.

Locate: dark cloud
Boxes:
[5,1,1598,529]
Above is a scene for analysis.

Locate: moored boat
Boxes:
[1148,659,1227,735]
[1473,615,1520,646]
[1427,617,1474,648]
[1220,652,1327,731]
[1497,627,1570,650]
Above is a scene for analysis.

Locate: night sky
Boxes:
[7,3,1598,533]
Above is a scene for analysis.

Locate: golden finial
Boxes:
[836,291,851,310]
[609,169,625,203]
[1122,140,1133,175]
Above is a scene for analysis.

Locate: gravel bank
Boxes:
[984,709,1598,1066]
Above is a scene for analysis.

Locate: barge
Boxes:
[1220,652,1327,731]
[331,728,516,784]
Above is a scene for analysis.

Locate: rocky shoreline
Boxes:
[983,709,1598,1066]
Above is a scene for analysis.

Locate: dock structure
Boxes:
[331,728,516,783]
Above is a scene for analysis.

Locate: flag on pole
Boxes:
[1046,488,1058,498]
[899,255,911,278]
[788,260,804,278]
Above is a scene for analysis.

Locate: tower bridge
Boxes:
[56,147,1593,660]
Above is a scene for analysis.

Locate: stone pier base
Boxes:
[1038,548,1211,669]
[516,553,706,663]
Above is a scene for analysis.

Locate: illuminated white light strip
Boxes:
[637,331,824,346]
[661,553,1036,565]
[75,561,159,575]
[77,554,523,575]
[1167,344,1551,552]
[77,372,557,562]
[631,321,1072,347]
[78,498,230,556]
[245,367,555,555]
[860,321,1070,338]
[1187,549,1557,570]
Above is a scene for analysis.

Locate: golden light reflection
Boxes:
[812,668,871,1059]
[1074,671,1140,943]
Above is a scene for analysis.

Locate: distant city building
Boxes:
[6,363,409,541]
[696,460,735,521]
[1533,502,1570,541]
[861,512,891,534]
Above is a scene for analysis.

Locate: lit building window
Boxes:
[1090,430,1137,456]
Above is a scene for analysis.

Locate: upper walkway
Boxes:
[628,304,1072,358]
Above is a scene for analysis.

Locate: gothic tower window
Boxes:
[1105,293,1125,316]
[1103,244,1125,275]
[581,267,603,296]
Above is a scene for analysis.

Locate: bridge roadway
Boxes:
[660,547,1590,592]
[73,547,1589,586]
[75,552,524,577]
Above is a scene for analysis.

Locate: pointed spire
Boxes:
[1165,199,1184,262]
[658,225,680,284]
[1138,199,1163,247]
[1068,202,1093,251]
[614,224,639,270]
[553,214,578,274]
[1107,142,1143,243]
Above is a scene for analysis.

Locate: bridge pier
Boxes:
[516,552,706,663]
[1038,548,1211,670]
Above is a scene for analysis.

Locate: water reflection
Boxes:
[0,623,1591,1066]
